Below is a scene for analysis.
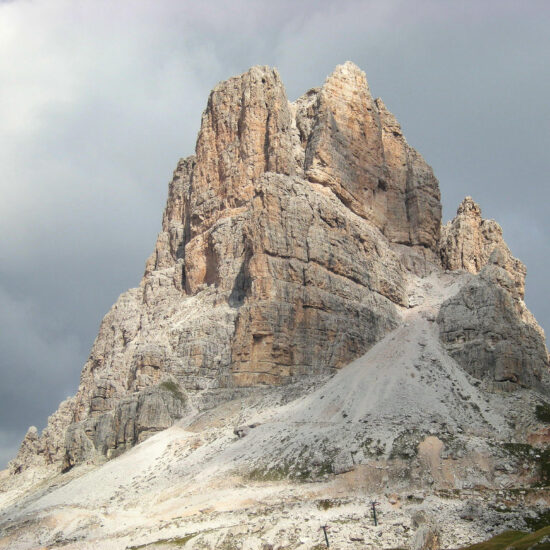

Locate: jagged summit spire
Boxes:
[323,60,373,98]
[330,60,367,77]
[441,195,527,298]
[210,65,283,95]
[457,195,482,217]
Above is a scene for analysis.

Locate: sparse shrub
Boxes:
[246,444,336,483]
[390,432,420,459]
[317,499,336,510]
[524,509,550,531]
[127,532,198,548]
[247,463,291,481]
[539,448,550,485]
[502,443,550,487]
[159,380,186,403]
[535,403,550,423]
[502,442,535,458]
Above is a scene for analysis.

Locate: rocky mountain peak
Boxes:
[440,195,526,298]
[322,60,374,99]
[456,195,482,217]
[4,64,548,500]
[2,61,550,550]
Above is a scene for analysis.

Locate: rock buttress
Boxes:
[438,197,549,391]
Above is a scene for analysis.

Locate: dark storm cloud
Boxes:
[1,0,549,467]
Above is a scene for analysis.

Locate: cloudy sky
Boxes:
[1,0,549,467]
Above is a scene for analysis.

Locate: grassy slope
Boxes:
[461,526,550,550]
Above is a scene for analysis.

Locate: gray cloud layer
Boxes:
[1,0,549,467]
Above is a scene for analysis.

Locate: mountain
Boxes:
[1,62,549,550]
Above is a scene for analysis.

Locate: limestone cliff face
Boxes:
[438,197,548,390]
[440,197,526,297]
[8,63,548,474]
[301,63,441,254]
[142,61,440,392]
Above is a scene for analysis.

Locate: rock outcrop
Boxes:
[440,197,526,297]
[301,63,441,253]
[438,198,549,390]
[7,62,548,476]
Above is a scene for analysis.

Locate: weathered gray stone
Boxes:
[438,263,549,391]
[411,525,440,550]
[438,197,548,391]
[61,380,188,469]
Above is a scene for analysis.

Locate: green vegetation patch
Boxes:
[535,403,550,423]
[458,526,550,550]
[159,380,186,403]
[215,536,240,550]
[247,462,292,482]
[501,443,550,486]
[127,532,197,549]
[436,488,462,500]
[502,443,536,459]
[525,509,550,531]
[539,448,550,485]
[246,443,337,482]
[360,437,385,457]
[459,530,527,550]
[317,499,337,510]
[247,457,334,482]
